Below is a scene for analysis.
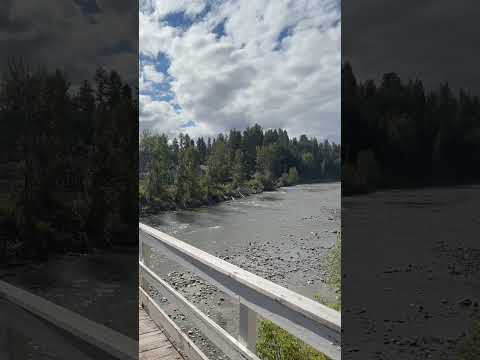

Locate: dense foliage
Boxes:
[342,62,480,194]
[139,125,340,212]
[0,60,138,263]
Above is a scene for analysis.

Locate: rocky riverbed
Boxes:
[343,186,480,360]
[142,183,341,359]
[144,229,340,359]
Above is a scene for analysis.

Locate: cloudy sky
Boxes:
[0,0,137,85]
[343,0,480,94]
[140,0,340,142]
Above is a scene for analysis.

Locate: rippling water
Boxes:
[142,182,341,298]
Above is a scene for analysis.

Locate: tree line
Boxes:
[140,125,340,211]
[342,62,480,194]
[0,60,138,264]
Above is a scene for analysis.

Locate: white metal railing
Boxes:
[139,222,341,360]
[0,280,137,360]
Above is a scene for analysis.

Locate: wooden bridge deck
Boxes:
[139,307,183,360]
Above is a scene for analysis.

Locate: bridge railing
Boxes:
[0,280,137,360]
[139,222,341,360]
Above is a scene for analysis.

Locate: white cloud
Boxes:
[140,0,340,142]
[3,0,138,85]
[143,64,165,83]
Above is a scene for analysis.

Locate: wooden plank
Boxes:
[140,346,182,360]
[140,262,259,360]
[0,280,138,360]
[140,223,341,360]
[140,330,169,352]
[140,288,209,360]
[139,308,150,321]
[139,308,183,360]
[139,318,159,335]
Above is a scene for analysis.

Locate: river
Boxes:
[343,185,480,359]
[141,182,340,358]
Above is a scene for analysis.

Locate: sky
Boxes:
[342,0,480,94]
[0,0,138,86]
[140,0,341,142]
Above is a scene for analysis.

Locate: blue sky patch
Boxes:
[155,52,171,74]
[212,18,227,39]
[162,11,194,29]
[181,120,196,128]
[274,26,294,51]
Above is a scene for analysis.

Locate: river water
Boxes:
[343,185,480,359]
[140,182,340,358]
[142,182,340,299]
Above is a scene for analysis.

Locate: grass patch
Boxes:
[256,230,341,360]
[256,320,330,360]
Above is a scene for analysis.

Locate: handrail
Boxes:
[139,222,341,360]
[0,280,138,360]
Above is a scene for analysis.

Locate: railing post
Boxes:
[239,301,257,353]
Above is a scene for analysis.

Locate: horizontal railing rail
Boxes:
[139,222,341,360]
[0,280,138,360]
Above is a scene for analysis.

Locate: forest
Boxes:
[342,62,480,194]
[0,61,138,264]
[139,125,340,212]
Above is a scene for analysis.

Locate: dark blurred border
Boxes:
[342,1,480,359]
[0,1,138,357]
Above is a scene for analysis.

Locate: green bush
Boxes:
[287,167,300,186]
[247,177,265,193]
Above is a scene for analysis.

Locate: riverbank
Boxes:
[140,178,339,216]
[140,181,264,215]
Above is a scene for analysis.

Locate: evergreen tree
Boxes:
[232,149,247,188]
[207,139,230,183]
[175,146,200,207]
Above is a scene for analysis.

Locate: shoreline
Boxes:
[140,178,340,216]
[343,181,480,197]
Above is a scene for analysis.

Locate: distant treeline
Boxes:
[140,125,340,212]
[342,62,480,194]
[0,60,138,263]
